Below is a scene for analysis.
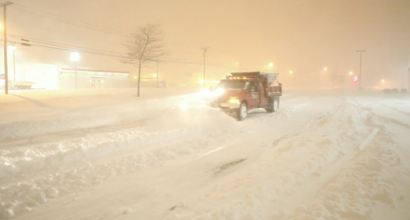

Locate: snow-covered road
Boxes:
[0,88,409,220]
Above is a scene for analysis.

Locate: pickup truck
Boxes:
[210,71,282,120]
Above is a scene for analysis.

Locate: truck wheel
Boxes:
[236,102,248,121]
[272,97,279,112]
[266,97,279,113]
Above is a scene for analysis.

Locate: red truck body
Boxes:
[211,71,282,120]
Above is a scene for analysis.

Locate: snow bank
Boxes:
[1,89,409,220]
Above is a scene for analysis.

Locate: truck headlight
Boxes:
[229,97,240,104]
[213,88,224,97]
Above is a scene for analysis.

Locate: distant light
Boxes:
[199,78,204,84]
[381,79,385,84]
[89,79,92,82]
[133,76,137,79]
[152,73,157,78]
[324,67,327,71]
[269,63,274,67]
[289,70,293,74]
[70,52,80,61]
[8,45,16,50]
[101,80,104,83]
[352,75,358,82]
[349,71,353,75]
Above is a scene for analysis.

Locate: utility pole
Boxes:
[1,1,13,95]
[10,45,15,81]
[202,47,208,88]
[75,64,77,89]
[156,57,159,88]
[356,50,366,90]
[70,52,80,89]
[408,67,410,91]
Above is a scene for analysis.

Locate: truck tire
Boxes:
[236,102,248,121]
[272,97,279,112]
[265,98,273,113]
[266,97,279,113]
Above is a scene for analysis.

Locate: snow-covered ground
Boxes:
[0,88,409,220]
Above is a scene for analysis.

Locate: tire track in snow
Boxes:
[285,99,410,220]
[348,97,410,129]
[177,103,343,218]
[0,126,244,219]
[186,100,395,220]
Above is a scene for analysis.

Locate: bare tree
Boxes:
[123,24,165,97]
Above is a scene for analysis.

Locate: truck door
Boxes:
[248,80,259,109]
[258,81,268,106]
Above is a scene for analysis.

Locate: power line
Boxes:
[9,3,246,69]
[7,34,125,55]
[11,3,128,36]
[2,35,204,65]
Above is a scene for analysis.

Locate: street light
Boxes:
[70,52,80,89]
[289,70,293,74]
[356,50,366,90]
[202,47,208,88]
[8,45,16,81]
[349,71,353,75]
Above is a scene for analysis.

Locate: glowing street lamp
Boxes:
[70,52,80,62]
[349,71,353,75]
[269,62,274,67]
[70,52,80,89]
[289,70,293,74]
[324,67,327,71]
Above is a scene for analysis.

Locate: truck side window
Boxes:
[249,81,257,92]
[244,82,249,90]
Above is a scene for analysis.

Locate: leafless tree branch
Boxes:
[122,24,165,96]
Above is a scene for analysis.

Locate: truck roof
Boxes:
[228,71,279,84]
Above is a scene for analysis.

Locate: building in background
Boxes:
[59,67,129,89]
[8,63,130,90]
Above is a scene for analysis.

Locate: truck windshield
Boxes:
[215,80,247,90]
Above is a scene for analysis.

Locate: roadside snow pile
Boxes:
[0,89,240,218]
[0,126,240,219]
[0,94,237,183]
[0,92,209,140]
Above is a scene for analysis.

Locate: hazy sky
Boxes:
[4,0,410,88]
